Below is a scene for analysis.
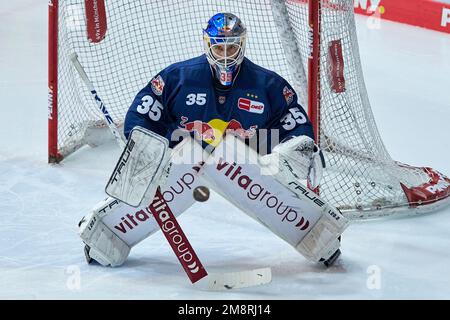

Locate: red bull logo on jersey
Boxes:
[150,75,165,96]
[238,98,265,114]
[180,116,216,141]
[179,117,257,146]
[226,119,257,139]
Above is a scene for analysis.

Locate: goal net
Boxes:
[48,0,450,219]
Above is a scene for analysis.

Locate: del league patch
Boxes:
[150,75,165,96]
[238,98,264,114]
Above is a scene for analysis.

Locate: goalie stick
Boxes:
[71,54,271,290]
[70,54,126,150]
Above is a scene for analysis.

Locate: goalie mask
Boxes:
[203,13,247,87]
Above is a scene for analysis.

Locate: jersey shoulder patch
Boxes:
[150,75,165,96]
[283,86,295,105]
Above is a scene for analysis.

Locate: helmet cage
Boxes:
[203,33,247,70]
[203,31,247,85]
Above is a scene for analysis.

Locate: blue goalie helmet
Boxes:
[203,13,247,86]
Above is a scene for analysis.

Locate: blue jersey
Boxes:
[124,55,314,153]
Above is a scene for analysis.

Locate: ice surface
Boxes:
[0,2,449,299]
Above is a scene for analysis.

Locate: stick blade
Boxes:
[195,268,272,291]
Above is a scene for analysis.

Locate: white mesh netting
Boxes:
[51,0,450,218]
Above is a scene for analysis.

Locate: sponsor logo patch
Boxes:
[179,117,257,146]
[238,98,264,114]
[150,75,165,96]
[216,158,311,231]
[283,86,295,105]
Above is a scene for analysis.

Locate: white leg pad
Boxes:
[79,208,131,267]
[296,212,348,262]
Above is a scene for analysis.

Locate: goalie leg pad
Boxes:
[202,135,349,265]
[295,212,348,262]
[78,138,209,267]
[79,205,131,267]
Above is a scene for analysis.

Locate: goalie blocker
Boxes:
[79,128,349,268]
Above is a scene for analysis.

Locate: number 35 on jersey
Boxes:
[186,93,207,106]
[137,95,164,121]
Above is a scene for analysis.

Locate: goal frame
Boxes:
[48,0,61,163]
[47,0,327,163]
[47,0,450,218]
